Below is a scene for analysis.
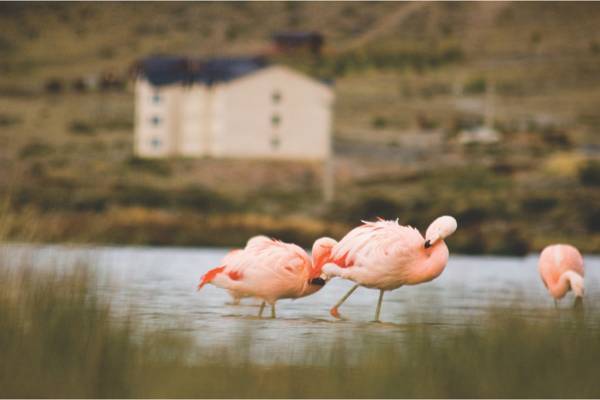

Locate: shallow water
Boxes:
[2,243,599,364]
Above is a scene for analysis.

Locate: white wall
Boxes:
[135,79,178,157]
[134,65,334,161]
[214,66,333,161]
[179,85,210,157]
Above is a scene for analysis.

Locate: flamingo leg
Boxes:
[330,283,360,319]
[554,299,558,310]
[258,301,266,317]
[573,296,583,309]
[271,304,276,319]
[373,289,384,322]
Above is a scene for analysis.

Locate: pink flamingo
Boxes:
[538,244,584,308]
[320,216,457,322]
[198,235,337,317]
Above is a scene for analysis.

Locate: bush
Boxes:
[44,78,63,94]
[521,196,558,213]
[15,186,71,211]
[114,184,171,208]
[579,160,600,186]
[419,82,451,98]
[0,113,21,127]
[172,185,235,212]
[69,120,96,135]
[19,142,53,159]
[464,77,486,95]
[371,115,387,130]
[456,207,487,227]
[540,125,571,148]
[126,157,172,177]
[416,113,439,130]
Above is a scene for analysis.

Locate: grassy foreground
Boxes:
[1,264,599,398]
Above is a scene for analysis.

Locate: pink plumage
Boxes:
[198,235,336,317]
[321,216,457,321]
[538,244,584,301]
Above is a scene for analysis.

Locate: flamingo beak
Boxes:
[309,277,326,286]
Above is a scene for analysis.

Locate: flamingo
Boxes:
[320,216,457,322]
[219,236,273,304]
[197,235,337,318]
[538,244,584,308]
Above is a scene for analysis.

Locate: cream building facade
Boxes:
[134,57,334,161]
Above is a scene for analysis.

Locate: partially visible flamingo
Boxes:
[538,244,584,308]
[320,216,457,322]
[198,235,337,317]
[219,236,271,305]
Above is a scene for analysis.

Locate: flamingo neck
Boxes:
[311,250,332,278]
[550,270,583,299]
[412,240,449,284]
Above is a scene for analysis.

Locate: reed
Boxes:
[0,264,599,398]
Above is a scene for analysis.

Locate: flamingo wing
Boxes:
[332,219,424,269]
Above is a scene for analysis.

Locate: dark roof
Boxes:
[136,56,269,86]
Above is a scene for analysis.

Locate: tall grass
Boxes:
[1,265,599,398]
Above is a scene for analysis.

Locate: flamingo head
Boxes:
[424,215,457,249]
[569,273,585,298]
[302,237,336,298]
[310,237,338,278]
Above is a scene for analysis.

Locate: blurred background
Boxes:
[2,3,600,398]
[0,1,599,255]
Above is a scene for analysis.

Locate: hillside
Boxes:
[0,2,599,254]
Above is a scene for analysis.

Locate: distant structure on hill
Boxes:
[457,126,501,145]
[271,31,324,56]
[133,55,334,161]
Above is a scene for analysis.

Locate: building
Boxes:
[133,56,334,161]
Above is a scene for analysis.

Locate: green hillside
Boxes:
[0,2,599,253]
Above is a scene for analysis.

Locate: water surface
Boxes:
[2,243,598,364]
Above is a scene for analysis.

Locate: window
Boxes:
[152,93,161,104]
[150,116,161,126]
[271,114,281,127]
[150,137,161,149]
[272,90,282,103]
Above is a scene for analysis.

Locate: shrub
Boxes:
[44,78,63,94]
[69,120,96,135]
[586,208,600,232]
[521,196,558,213]
[126,157,172,177]
[540,125,571,148]
[114,184,171,208]
[371,116,387,130]
[19,142,53,159]
[419,82,451,98]
[464,77,486,95]
[579,160,600,186]
[172,185,235,213]
[0,113,21,127]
